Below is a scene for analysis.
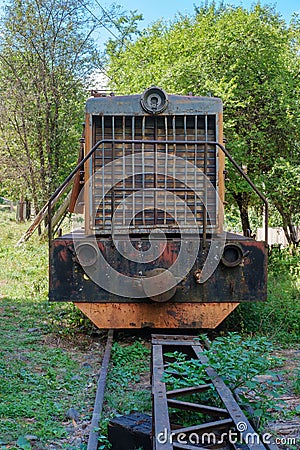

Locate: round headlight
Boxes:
[141,86,168,114]
[76,243,99,267]
[221,243,244,268]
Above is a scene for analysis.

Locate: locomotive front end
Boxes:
[49,87,267,328]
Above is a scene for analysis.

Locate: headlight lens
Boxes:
[141,86,168,114]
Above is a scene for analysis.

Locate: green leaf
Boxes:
[253,409,264,417]
[16,437,32,450]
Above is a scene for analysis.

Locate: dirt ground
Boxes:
[268,348,300,449]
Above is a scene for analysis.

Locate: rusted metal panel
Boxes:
[73,302,238,329]
[86,94,222,116]
[83,90,224,238]
[49,234,267,304]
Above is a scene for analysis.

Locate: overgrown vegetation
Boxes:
[225,247,300,343]
[0,209,299,447]
[163,334,285,429]
[0,0,141,211]
[0,212,153,448]
[0,212,101,449]
[106,2,300,244]
[104,340,151,416]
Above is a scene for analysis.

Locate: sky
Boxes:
[0,0,298,64]
[0,0,298,25]
[80,0,299,56]
[106,0,299,26]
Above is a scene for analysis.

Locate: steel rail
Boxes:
[87,329,114,450]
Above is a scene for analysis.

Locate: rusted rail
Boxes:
[87,329,114,450]
[152,335,279,450]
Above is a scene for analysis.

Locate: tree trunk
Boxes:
[233,192,251,236]
[275,203,299,246]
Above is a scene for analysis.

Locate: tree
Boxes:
[105,3,300,243]
[0,0,103,212]
[263,13,300,245]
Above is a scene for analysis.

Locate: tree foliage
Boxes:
[0,0,103,211]
[106,3,300,243]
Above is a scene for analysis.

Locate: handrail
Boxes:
[47,139,268,245]
[216,142,268,244]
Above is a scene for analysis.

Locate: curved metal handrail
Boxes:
[48,139,268,244]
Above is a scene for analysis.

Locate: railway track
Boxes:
[86,332,280,450]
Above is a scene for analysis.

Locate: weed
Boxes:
[293,370,300,395]
[224,248,300,343]
[104,341,151,415]
[163,333,284,429]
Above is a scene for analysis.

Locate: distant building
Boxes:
[256,227,289,247]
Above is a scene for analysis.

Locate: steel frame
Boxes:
[151,335,278,450]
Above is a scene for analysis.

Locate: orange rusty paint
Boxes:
[217,111,225,233]
[84,112,93,234]
[74,302,239,329]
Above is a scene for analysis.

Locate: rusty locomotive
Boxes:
[49,87,267,329]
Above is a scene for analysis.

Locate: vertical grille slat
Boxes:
[92,114,217,233]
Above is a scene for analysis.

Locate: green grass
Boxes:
[224,247,300,343]
[1,209,299,448]
[163,334,285,429]
[99,340,151,449]
[293,370,300,396]
[0,212,152,449]
[0,212,98,449]
[104,340,151,414]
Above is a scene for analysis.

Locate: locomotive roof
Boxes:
[86,92,222,116]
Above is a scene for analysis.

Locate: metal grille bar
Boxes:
[46,139,268,244]
[93,115,217,233]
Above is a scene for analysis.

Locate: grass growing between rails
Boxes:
[98,340,151,449]
[0,212,102,449]
[105,340,151,416]
[163,333,285,430]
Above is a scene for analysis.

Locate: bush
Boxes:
[163,333,283,428]
[224,248,300,343]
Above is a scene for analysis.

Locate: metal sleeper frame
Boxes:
[151,335,278,450]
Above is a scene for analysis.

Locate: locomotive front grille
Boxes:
[91,114,218,234]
